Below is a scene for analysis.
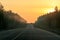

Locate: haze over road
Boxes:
[0,24,60,40]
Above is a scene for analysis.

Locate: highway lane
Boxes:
[26,24,34,29]
[0,28,27,40]
[0,24,60,40]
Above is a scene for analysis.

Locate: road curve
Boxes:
[0,24,60,40]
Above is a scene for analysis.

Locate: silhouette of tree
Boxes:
[0,3,7,30]
[55,6,58,12]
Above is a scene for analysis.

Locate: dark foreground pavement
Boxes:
[0,24,60,40]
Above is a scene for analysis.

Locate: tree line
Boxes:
[34,6,60,35]
[0,3,27,31]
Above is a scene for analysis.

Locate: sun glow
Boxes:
[47,9,55,13]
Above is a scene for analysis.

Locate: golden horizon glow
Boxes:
[46,8,55,13]
[47,9,55,13]
[0,0,60,23]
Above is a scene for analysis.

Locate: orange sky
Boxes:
[0,0,60,23]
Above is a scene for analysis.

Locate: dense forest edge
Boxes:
[34,6,60,35]
[0,3,27,31]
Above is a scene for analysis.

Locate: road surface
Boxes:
[0,24,60,40]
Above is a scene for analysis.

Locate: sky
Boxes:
[0,0,60,23]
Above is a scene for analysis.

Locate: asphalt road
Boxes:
[0,24,60,40]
